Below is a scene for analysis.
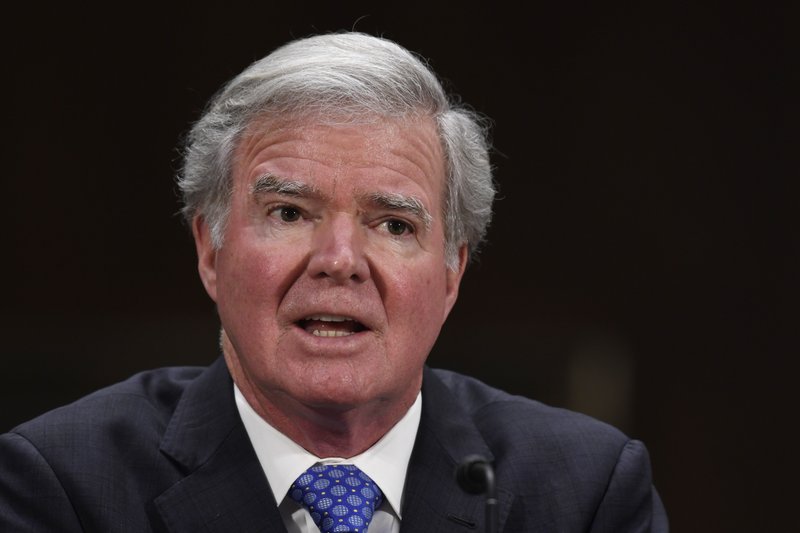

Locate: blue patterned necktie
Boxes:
[289,463,384,533]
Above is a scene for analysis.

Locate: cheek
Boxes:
[384,264,449,343]
[215,240,299,315]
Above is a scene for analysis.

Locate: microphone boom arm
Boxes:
[455,455,498,533]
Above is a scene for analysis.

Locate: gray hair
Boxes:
[178,32,495,269]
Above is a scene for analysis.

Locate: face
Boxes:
[193,115,467,419]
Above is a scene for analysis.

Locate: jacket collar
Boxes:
[400,367,514,532]
[152,360,514,532]
[154,357,285,533]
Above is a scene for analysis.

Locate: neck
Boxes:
[223,340,419,458]
[251,394,411,458]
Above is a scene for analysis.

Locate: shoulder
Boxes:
[424,368,666,530]
[0,365,210,531]
[428,366,628,445]
[5,365,207,467]
[426,367,635,489]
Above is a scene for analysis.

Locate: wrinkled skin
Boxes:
[193,115,467,455]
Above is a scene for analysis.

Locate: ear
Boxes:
[192,216,219,302]
[443,244,469,320]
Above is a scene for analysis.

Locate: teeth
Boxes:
[306,315,352,322]
[312,330,355,337]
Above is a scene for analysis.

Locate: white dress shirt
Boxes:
[234,385,422,533]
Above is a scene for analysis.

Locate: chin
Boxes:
[286,368,391,409]
[292,388,373,413]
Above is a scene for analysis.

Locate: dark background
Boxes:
[3,3,796,531]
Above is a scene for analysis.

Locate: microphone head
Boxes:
[455,455,493,495]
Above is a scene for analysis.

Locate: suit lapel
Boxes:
[153,358,286,533]
[400,368,514,533]
[149,360,515,532]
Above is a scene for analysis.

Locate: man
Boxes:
[0,32,668,532]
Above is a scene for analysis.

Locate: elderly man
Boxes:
[0,32,667,532]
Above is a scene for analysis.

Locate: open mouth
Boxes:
[297,315,368,337]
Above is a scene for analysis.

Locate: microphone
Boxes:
[455,455,498,533]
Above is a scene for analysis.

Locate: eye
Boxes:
[384,219,414,236]
[270,205,301,222]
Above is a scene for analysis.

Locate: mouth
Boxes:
[296,314,368,337]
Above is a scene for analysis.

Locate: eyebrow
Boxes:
[251,174,320,198]
[252,173,433,230]
[364,191,433,230]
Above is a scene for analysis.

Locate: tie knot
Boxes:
[289,463,383,532]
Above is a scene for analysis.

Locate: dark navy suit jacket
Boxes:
[0,357,668,532]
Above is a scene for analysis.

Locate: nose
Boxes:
[307,214,370,283]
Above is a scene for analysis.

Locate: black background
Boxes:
[3,3,797,531]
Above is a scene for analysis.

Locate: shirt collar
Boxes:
[234,385,421,518]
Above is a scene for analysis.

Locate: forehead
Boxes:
[232,114,447,198]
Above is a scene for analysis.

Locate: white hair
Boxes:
[178,32,495,269]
